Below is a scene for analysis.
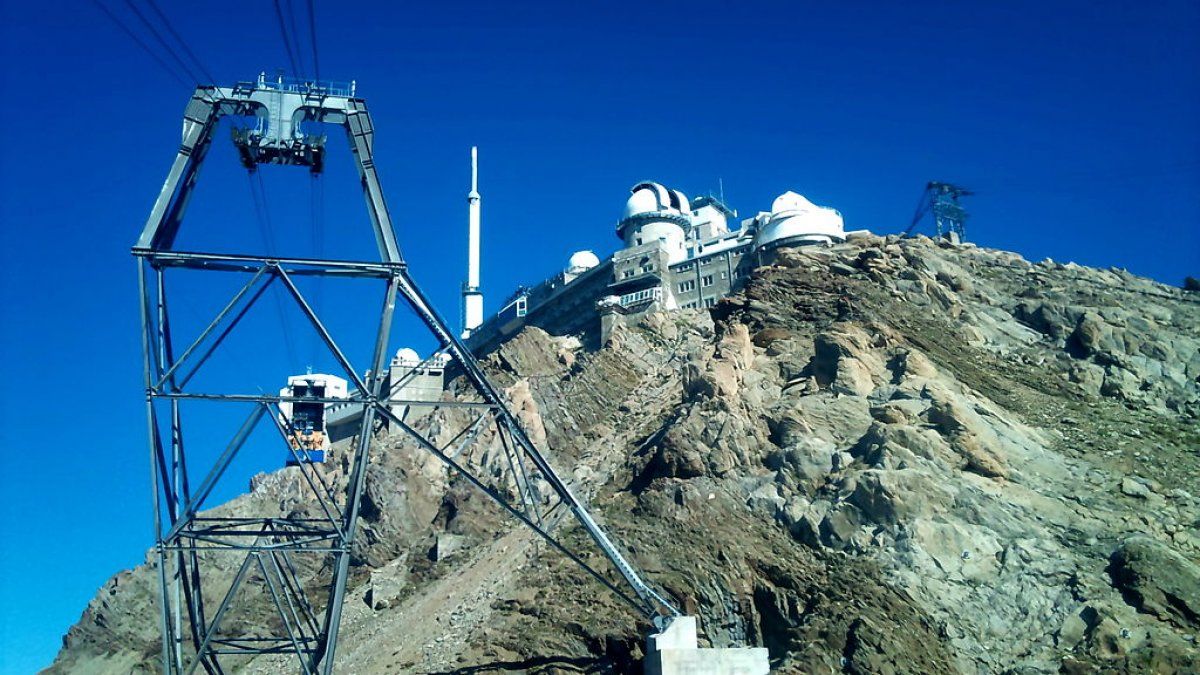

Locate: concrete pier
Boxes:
[643,616,770,675]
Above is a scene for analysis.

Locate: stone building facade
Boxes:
[466,182,847,353]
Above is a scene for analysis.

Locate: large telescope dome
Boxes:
[622,181,691,219]
[753,191,845,250]
[616,182,693,262]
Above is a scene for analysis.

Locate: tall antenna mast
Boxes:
[462,146,483,338]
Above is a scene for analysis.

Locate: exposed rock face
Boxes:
[51,236,1200,674]
[1109,536,1200,630]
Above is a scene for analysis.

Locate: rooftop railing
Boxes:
[247,72,358,98]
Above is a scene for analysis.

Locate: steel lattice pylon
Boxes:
[134,76,678,674]
[904,181,973,240]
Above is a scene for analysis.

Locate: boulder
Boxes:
[432,533,466,561]
[363,554,410,610]
[1109,536,1200,629]
[811,325,885,396]
[926,399,1008,479]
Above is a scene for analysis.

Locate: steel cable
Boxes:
[272,0,303,81]
[308,174,326,367]
[284,0,309,79]
[121,0,203,84]
[306,0,321,82]
[143,0,217,84]
[90,0,191,88]
[248,171,301,369]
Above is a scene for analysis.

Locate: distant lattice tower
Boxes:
[906,181,974,240]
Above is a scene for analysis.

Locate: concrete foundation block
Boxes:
[644,616,770,675]
[432,533,465,561]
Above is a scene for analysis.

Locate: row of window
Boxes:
[681,297,718,310]
[678,275,719,293]
[619,264,657,279]
[676,256,720,273]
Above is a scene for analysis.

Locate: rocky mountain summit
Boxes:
[51,234,1199,673]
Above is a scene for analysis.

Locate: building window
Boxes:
[720,271,728,280]
[677,263,692,271]
[702,275,714,287]
[704,297,716,308]
[640,265,652,274]
[678,280,696,293]
[622,270,634,279]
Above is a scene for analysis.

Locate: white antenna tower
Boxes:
[462,146,483,338]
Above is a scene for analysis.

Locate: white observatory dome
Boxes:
[623,185,662,218]
[617,182,693,263]
[566,250,600,273]
[622,182,691,219]
[754,191,845,250]
[393,347,421,366]
[771,191,818,215]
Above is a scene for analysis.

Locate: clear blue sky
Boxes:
[0,1,1197,671]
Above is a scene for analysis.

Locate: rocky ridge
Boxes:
[50,234,1200,673]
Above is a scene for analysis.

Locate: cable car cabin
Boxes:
[278,374,349,465]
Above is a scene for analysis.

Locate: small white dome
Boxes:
[567,250,600,271]
[393,347,420,365]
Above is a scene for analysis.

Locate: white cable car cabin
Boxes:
[278,373,349,464]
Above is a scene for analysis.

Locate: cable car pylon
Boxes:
[134,73,679,674]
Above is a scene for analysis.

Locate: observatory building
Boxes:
[284,174,847,453]
[466,180,846,352]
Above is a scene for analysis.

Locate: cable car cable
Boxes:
[121,0,203,84]
[89,0,191,88]
[284,0,309,79]
[305,0,321,82]
[308,173,326,368]
[272,0,303,81]
[248,171,300,369]
[143,0,217,85]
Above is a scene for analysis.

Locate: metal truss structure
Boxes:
[904,180,974,240]
[134,75,678,674]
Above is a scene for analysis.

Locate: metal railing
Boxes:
[619,286,662,308]
[253,72,357,97]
